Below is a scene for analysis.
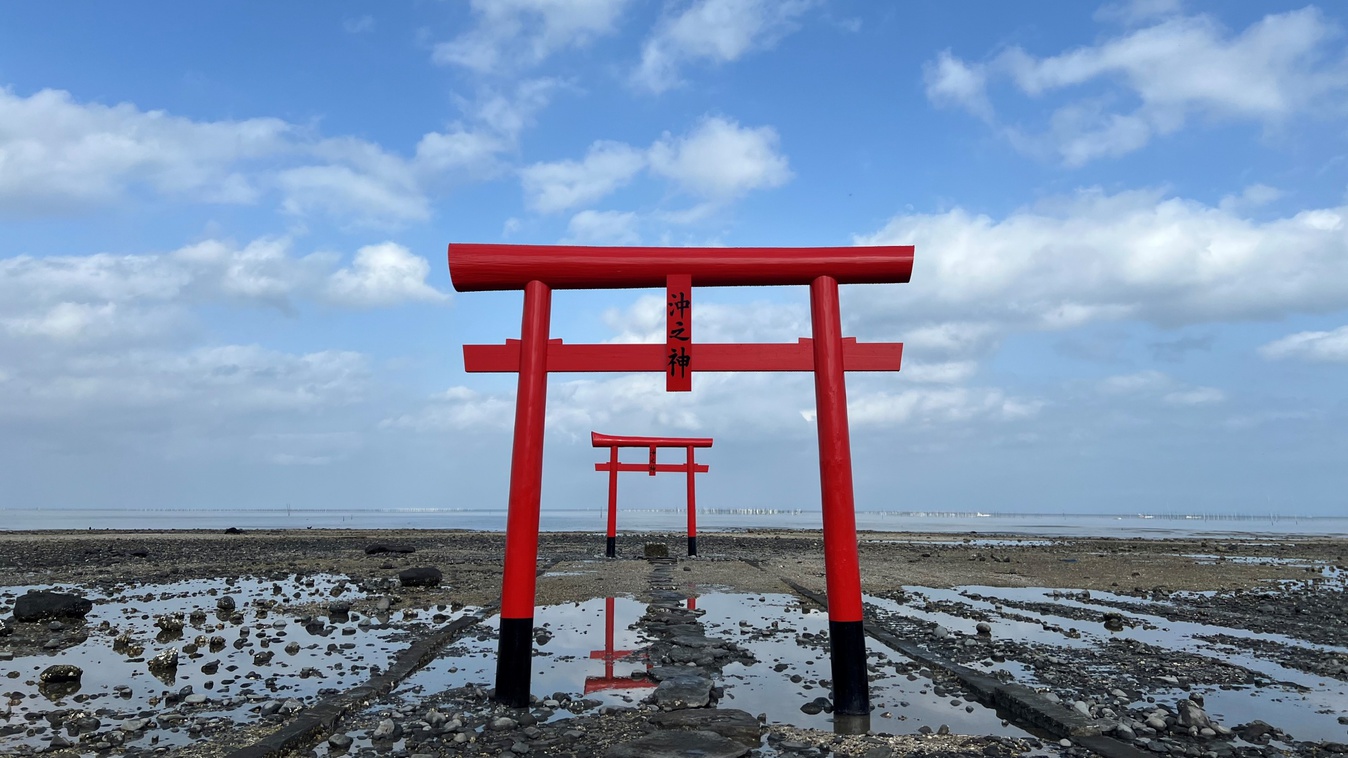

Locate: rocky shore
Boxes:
[0,529,1344,757]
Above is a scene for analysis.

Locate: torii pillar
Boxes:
[450,243,913,719]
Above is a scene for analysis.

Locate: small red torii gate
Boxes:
[450,242,913,719]
[592,431,712,558]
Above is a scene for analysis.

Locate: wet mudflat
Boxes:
[0,529,1345,756]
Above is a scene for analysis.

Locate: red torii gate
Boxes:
[450,242,913,719]
[592,431,712,558]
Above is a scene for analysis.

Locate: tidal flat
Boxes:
[0,529,1345,757]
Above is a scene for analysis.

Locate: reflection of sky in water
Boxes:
[864,539,1060,547]
[867,585,1348,743]
[0,575,453,753]
[394,596,655,714]
[694,593,1027,736]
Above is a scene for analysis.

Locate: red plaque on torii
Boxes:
[449,242,913,720]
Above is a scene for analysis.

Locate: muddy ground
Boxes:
[1,529,1345,758]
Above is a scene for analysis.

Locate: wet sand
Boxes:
[1,529,1345,757]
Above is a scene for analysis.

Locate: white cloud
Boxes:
[381,386,516,431]
[326,243,448,308]
[900,361,978,384]
[1,302,184,343]
[1259,325,1348,363]
[633,0,815,93]
[1098,369,1172,395]
[277,164,427,226]
[0,87,287,216]
[0,345,369,418]
[0,87,534,226]
[1096,370,1224,406]
[1095,0,1184,26]
[521,141,646,213]
[836,387,1043,427]
[0,237,447,346]
[648,116,791,198]
[853,188,1348,330]
[926,7,1348,165]
[1163,386,1225,405]
[565,210,642,245]
[923,50,992,120]
[433,0,630,74]
[343,15,374,34]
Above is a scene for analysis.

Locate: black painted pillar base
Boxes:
[687,536,698,556]
[605,536,616,558]
[495,616,533,708]
[828,619,870,716]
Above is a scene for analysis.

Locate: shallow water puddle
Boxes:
[394,596,653,713]
[864,539,1061,548]
[867,585,1348,743]
[696,593,1027,736]
[386,592,1028,739]
[0,575,470,753]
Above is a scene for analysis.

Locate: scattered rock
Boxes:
[39,664,82,683]
[148,648,179,671]
[648,708,762,747]
[651,672,713,709]
[14,590,92,622]
[607,730,749,758]
[365,543,416,555]
[398,567,443,587]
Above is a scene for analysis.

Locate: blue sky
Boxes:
[2,0,1346,517]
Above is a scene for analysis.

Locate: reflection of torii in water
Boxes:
[585,597,653,694]
[583,594,698,694]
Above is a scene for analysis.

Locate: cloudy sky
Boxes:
[3,0,1346,517]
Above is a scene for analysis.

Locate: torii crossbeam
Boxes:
[592,431,712,558]
[450,242,913,721]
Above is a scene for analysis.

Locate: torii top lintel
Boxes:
[448,243,914,292]
[591,432,714,449]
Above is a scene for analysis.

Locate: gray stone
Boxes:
[652,672,713,709]
[492,716,518,731]
[1177,699,1213,730]
[606,730,749,758]
[120,718,150,732]
[398,567,442,587]
[644,543,670,559]
[14,590,92,622]
[366,543,417,554]
[148,648,179,671]
[40,664,83,683]
[371,718,397,740]
[647,708,762,747]
[328,732,353,749]
[216,596,236,612]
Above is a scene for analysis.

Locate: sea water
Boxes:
[5,508,1347,538]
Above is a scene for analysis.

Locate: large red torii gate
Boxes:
[592,431,712,558]
[450,242,913,719]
